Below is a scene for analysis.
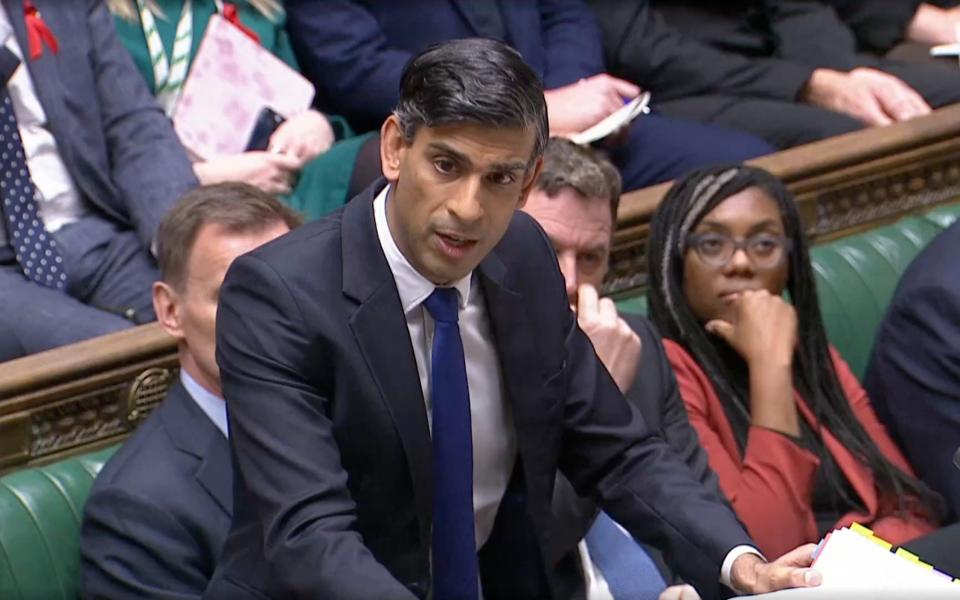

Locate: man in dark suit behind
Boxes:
[80,184,301,600]
[588,0,960,150]
[523,138,718,599]
[283,0,773,194]
[864,218,960,523]
[204,39,821,600]
[0,0,198,360]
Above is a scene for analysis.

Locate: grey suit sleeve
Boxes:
[85,0,196,247]
[588,0,815,102]
[213,253,415,599]
[763,0,863,71]
[81,486,209,600]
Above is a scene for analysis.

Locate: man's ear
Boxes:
[152,281,185,341]
[516,156,544,209]
[380,115,408,183]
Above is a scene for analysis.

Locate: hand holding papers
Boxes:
[568,92,652,146]
[733,523,959,599]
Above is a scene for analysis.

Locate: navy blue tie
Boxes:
[423,287,478,600]
[0,47,66,291]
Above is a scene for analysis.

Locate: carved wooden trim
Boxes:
[606,105,960,297]
[0,324,178,473]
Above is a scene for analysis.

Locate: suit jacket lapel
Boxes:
[5,0,68,149]
[341,181,433,549]
[4,0,97,205]
[161,380,233,517]
[477,250,551,515]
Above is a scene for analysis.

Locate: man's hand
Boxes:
[543,73,640,137]
[576,284,641,393]
[730,545,821,594]
[801,67,931,126]
[907,3,960,45]
[268,109,335,167]
[193,151,301,196]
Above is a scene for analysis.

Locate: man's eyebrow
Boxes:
[426,141,470,166]
[426,141,527,173]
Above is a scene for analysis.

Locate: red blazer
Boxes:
[663,340,936,558]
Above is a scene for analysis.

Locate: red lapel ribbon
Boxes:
[23,1,58,60]
[222,3,260,45]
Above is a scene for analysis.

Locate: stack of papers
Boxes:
[734,523,959,599]
[812,523,956,589]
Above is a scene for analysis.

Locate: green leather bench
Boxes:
[617,202,960,379]
[0,446,117,600]
[2,202,959,600]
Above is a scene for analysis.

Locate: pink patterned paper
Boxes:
[173,14,315,160]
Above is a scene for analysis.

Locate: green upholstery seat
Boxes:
[617,202,960,379]
[0,445,117,600]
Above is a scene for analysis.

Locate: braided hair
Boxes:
[647,164,943,519]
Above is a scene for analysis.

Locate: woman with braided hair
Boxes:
[646,164,944,560]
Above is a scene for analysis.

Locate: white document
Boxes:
[734,525,959,599]
[568,91,651,145]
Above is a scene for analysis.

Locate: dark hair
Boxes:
[536,137,622,223]
[157,182,303,290]
[647,164,943,519]
[394,38,548,163]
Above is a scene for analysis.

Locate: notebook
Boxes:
[172,14,315,160]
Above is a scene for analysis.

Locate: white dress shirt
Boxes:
[0,5,86,248]
[374,185,758,591]
[374,185,517,549]
[181,369,229,438]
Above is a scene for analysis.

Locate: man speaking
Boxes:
[205,38,820,600]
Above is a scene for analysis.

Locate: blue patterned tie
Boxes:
[423,287,478,600]
[586,511,667,600]
[0,47,67,291]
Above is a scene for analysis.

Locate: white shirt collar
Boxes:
[373,184,472,314]
[180,369,229,439]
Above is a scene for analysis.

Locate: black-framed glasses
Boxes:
[685,232,792,269]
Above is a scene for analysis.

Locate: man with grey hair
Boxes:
[525,138,716,600]
[205,38,820,600]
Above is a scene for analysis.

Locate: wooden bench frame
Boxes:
[4,105,960,472]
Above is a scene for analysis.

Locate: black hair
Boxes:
[394,38,548,163]
[647,164,943,519]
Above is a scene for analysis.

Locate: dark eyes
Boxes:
[433,158,456,174]
[487,172,516,186]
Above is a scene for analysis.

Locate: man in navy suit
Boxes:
[864,218,960,523]
[204,39,821,600]
[80,183,301,600]
[523,138,718,598]
[284,0,773,193]
[0,0,197,361]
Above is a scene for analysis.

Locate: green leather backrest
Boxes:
[0,445,117,600]
[811,204,960,378]
[617,203,960,379]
